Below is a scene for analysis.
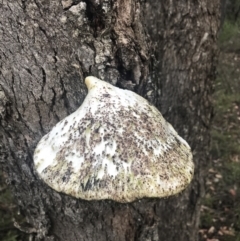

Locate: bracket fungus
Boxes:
[34,76,194,203]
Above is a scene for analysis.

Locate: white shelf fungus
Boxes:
[34,76,194,203]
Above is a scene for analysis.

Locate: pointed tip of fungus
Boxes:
[85,76,101,90]
[34,76,194,203]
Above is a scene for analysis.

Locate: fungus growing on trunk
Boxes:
[34,76,194,203]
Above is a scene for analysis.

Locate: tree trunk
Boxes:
[0,0,220,240]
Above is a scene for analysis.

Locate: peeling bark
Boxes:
[0,0,220,240]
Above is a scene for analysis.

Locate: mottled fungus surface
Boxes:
[34,76,194,203]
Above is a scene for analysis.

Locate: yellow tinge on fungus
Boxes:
[34,76,194,203]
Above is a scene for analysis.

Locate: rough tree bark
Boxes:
[0,0,220,240]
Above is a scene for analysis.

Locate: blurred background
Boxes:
[1,0,240,240]
[199,0,240,240]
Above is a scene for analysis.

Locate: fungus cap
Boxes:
[34,76,194,203]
